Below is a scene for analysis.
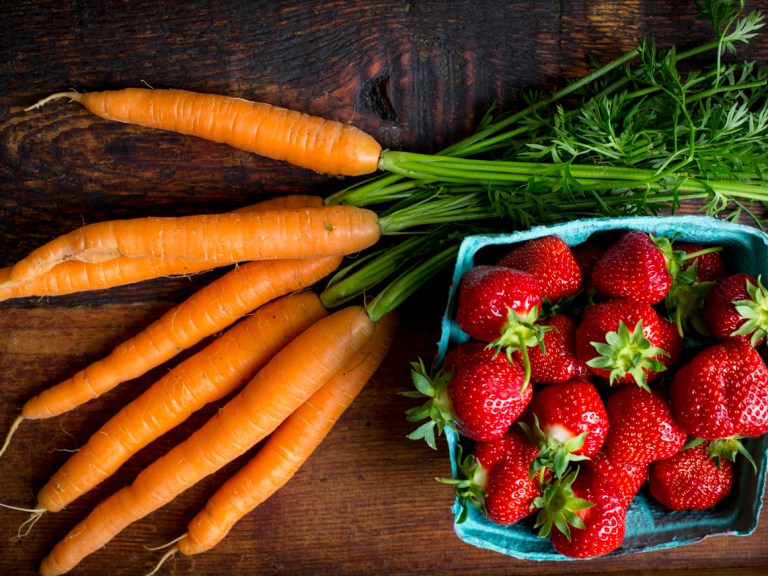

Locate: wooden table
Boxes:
[1,1,767,575]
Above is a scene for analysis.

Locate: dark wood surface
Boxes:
[1,1,767,575]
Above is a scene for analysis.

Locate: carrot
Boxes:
[35,291,328,514]
[0,195,323,301]
[1,204,380,288]
[38,305,376,576]
[5,256,341,428]
[27,88,382,177]
[0,258,224,302]
[173,310,397,560]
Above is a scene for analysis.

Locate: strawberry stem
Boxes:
[707,436,758,473]
[436,444,488,523]
[519,416,590,480]
[531,468,593,540]
[587,320,668,391]
[731,275,768,346]
[489,305,551,390]
[402,359,455,449]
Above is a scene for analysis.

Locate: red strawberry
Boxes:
[582,451,647,508]
[440,429,526,523]
[590,231,673,304]
[444,427,551,525]
[542,467,627,559]
[572,237,608,283]
[649,441,734,511]
[656,316,684,373]
[669,340,768,444]
[455,265,549,386]
[603,386,687,466]
[520,379,610,478]
[512,314,589,385]
[674,241,726,281]
[405,342,532,444]
[702,273,768,346]
[456,265,543,343]
[472,429,523,471]
[497,235,582,302]
[575,298,668,390]
[483,428,552,525]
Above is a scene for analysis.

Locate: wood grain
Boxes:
[1,1,767,575]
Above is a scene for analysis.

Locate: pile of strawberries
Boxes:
[407,228,768,559]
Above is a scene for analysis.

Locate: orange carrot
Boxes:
[0,195,323,301]
[175,310,397,559]
[39,305,376,576]
[2,204,379,288]
[14,256,341,421]
[35,291,328,514]
[0,258,224,301]
[27,88,382,177]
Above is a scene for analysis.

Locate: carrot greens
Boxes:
[321,0,768,312]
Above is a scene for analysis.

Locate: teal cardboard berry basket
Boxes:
[436,215,768,560]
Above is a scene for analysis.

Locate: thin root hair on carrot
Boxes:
[144,533,186,552]
[143,545,179,576]
[0,415,23,458]
[0,504,45,540]
[25,91,81,112]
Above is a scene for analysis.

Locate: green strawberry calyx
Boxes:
[731,274,768,346]
[519,416,591,480]
[587,319,668,391]
[402,358,455,450]
[685,436,757,473]
[531,468,594,540]
[664,261,715,338]
[489,304,553,391]
[651,234,722,281]
[436,444,488,524]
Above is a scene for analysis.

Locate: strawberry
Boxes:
[497,235,582,302]
[472,428,523,471]
[511,314,589,385]
[656,315,684,374]
[661,240,725,338]
[582,451,647,508]
[702,273,768,346]
[603,385,687,466]
[575,298,668,390]
[572,236,608,282]
[669,341,768,465]
[405,342,532,445]
[519,379,609,478]
[443,427,550,525]
[455,265,543,343]
[590,231,673,304]
[674,241,725,281]
[649,441,734,511]
[541,467,627,559]
[455,265,549,386]
[483,428,553,525]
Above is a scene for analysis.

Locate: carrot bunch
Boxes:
[2,84,480,574]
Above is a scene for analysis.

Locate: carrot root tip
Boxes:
[0,415,24,459]
[144,544,180,576]
[0,505,46,540]
[25,91,82,112]
[144,533,187,552]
